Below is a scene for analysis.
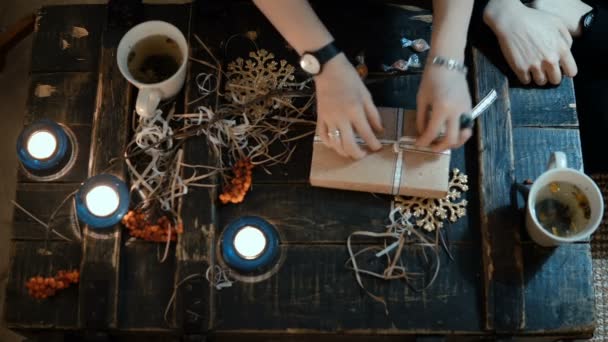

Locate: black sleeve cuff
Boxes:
[573,4,608,65]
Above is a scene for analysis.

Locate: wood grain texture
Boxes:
[4,241,82,329]
[512,128,583,185]
[174,2,214,333]
[522,243,595,335]
[213,245,482,333]
[79,16,130,329]
[509,79,578,128]
[219,184,391,243]
[31,5,105,72]
[219,184,476,246]
[117,242,176,330]
[25,72,97,125]
[174,135,216,333]
[473,48,524,332]
[12,183,80,241]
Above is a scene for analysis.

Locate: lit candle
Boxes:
[85,185,120,217]
[17,119,71,174]
[233,226,267,260]
[75,174,130,229]
[221,216,280,272]
[26,130,57,159]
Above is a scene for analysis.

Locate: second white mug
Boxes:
[117,20,188,118]
[526,151,604,247]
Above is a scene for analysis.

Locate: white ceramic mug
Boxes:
[526,151,604,247]
[117,21,188,118]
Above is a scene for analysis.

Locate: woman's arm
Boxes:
[253,0,383,159]
[416,0,474,151]
[252,0,332,55]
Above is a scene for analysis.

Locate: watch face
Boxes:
[300,53,321,75]
[584,12,595,30]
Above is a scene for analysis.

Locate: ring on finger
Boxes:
[328,129,341,139]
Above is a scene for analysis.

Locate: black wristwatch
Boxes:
[580,6,597,34]
[299,41,342,76]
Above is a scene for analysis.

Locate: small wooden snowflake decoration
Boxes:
[394,168,469,232]
[225,49,296,118]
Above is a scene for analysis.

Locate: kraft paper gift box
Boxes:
[309,107,450,199]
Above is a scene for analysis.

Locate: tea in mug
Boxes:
[127,35,183,84]
[534,181,591,238]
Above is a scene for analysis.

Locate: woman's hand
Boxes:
[533,0,592,38]
[416,64,472,151]
[315,53,384,159]
[484,0,577,85]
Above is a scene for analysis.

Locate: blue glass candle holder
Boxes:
[16,119,71,173]
[221,216,280,272]
[75,174,130,229]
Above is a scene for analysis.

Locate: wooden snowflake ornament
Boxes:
[225,49,296,117]
[394,168,469,231]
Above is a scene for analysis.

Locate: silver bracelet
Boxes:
[431,56,468,75]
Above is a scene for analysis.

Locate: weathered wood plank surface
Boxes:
[11,183,79,241]
[509,79,578,128]
[174,2,214,333]
[521,243,595,335]
[4,241,82,329]
[118,242,176,330]
[512,128,583,185]
[473,48,524,332]
[78,4,130,329]
[213,245,482,333]
[25,72,97,125]
[31,5,104,72]
[5,2,597,339]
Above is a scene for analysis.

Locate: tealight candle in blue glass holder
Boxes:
[75,174,130,229]
[221,216,280,273]
[16,119,72,175]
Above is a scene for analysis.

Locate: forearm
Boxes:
[253,0,333,55]
[483,0,526,34]
[430,0,475,60]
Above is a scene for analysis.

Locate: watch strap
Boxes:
[310,41,341,65]
[580,5,597,34]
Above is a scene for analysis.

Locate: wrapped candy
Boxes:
[355,52,368,80]
[381,54,421,72]
[400,37,430,52]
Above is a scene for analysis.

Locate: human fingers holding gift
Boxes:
[254,0,477,158]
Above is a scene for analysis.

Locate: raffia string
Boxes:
[345,169,468,312]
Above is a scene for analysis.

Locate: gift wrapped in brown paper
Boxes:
[309,107,450,199]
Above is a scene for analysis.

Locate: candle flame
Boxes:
[234,226,267,260]
[27,130,57,159]
[85,185,120,217]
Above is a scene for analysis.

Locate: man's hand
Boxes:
[484,0,577,85]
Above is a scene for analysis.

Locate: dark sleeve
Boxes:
[467,0,493,46]
[574,3,608,63]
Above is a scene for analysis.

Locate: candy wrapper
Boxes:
[355,52,368,80]
[401,37,430,52]
[381,54,421,72]
[310,108,450,198]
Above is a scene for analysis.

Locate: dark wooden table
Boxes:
[4,2,596,341]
